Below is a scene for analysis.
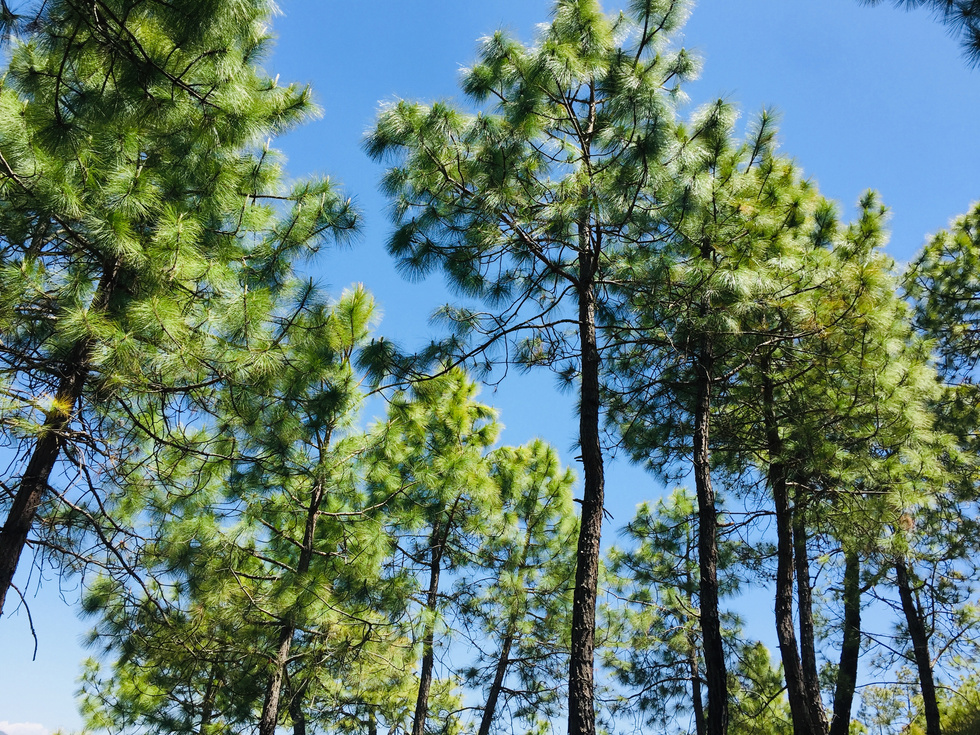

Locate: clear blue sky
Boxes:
[1,1,977,733]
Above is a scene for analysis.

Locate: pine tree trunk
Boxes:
[772,469,813,735]
[895,558,941,735]
[478,629,515,735]
[793,503,829,735]
[692,338,728,735]
[480,511,537,735]
[685,513,707,735]
[763,365,817,735]
[259,625,294,735]
[287,675,308,735]
[259,477,326,735]
[199,665,219,735]
[0,264,119,617]
[689,632,707,735]
[568,251,604,735]
[412,517,448,735]
[829,550,861,735]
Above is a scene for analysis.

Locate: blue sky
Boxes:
[1,1,978,732]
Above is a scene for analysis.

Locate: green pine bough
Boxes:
[0,0,356,617]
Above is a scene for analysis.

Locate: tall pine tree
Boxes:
[0,0,355,614]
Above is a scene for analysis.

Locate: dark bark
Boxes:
[478,629,515,735]
[685,530,707,735]
[829,550,861,735]
[763,365,818,735]
[287,674,308,735]
[895,558,941,735]
[199,665,219,735]
[568,252,604,735]
[689,632,707,735]
[793,503,829,735]
[259,472,327,735]
[691,337,728,735]
[259,625,294,735]
[412,511,453,735]
[0,264,119,617]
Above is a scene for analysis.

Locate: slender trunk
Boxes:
[0,264,119,617]
[287,674,308,735]
[685,515,707,735]
[829,550,861,735]
[479,513,537,735]
[895,558,941,735]
[793,503,828,735]
[199,665,219,735]
[692,337,727,735]
[412,512,452,735]
[259,625,294,735]
[259,475,326,735]
[568,248,604,735]
[763,364,815,735]
[478,629,515,735]
[689,633,707,735]
[368,710,378,735]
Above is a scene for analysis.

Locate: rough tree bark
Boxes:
[692,333,728,735]
[895,558,941,735]
[793,503,829,735]
[763,362,820,735]
[568,237,605,735]
[829,550,861,735]
[0,264,120,616]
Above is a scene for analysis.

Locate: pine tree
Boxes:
[603,488,730,735]
[372,370,502,735]
[462,439,577,735]
[365,3,698,730]
[0,0,356,615]
[78,288,397,735]
[604,107,815,735]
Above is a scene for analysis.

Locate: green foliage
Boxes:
[462,439,578,734]
[728,643,793,735]
[0,0,356,599]
[78,288,396,735]
[363,0,695,377]
[905,202,980,386]
[603,490,706,727]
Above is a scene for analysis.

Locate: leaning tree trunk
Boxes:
[793,502,829,735]
[287,672,308,735]
[199,664,220,735]
[478,626,516,735]
[829,550,861,735]
[692,336,728,735]
[568,244,605,735]
[895,558,941,735]
[259,625,295,735]
[0,264,119,617]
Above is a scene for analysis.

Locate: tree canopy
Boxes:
[2,2,979,735]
